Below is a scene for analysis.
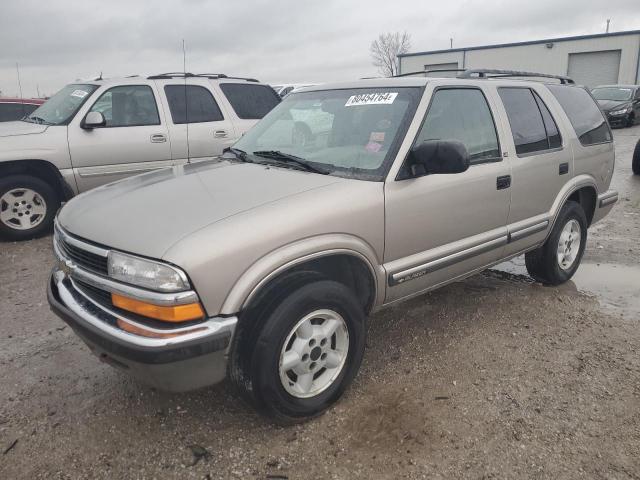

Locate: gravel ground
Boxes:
[1,126,639,479]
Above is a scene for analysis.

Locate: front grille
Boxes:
[74,279,113,307]
[56,233,109,275]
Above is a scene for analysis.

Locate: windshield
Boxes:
[23,84,98,125]
[591,87,633,101]
[232,87,421,180]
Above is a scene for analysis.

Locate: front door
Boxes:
[68,84,172,192]
[384,86,512,302]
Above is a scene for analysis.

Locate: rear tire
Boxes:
[0,175,59,241]
[229,278,366,424]
[633,139,640,176]
[525,201,587,285]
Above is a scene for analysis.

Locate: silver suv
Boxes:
[0,73,280,240]
[48,70,618,423]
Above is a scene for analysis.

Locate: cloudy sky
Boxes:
[1,0,639,97]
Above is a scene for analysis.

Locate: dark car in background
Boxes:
[591,85,640,128]
[0,98,46,122]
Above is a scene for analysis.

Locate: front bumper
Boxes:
[48,268,237,392]
[606,113,630,127]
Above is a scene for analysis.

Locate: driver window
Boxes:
[89,85,160,127]
[415,88,501,164]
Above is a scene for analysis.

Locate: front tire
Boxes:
[525,201,587,285]
[0,175,59,241]
[633,139,640,175]
[230,279,366,424]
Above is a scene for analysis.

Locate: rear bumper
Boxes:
[47,268,237,392]
[592,190,618,224]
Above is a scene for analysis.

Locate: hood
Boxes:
[57,160,343,259]
[0,121,49,137]
[596,99,630,112]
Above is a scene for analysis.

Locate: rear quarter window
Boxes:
[547,85,611,146]
[219,83,280,119]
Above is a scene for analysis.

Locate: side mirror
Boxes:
[408,140,470,176]
[82,111,106,129]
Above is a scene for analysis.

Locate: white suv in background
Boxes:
[0,73,280,240]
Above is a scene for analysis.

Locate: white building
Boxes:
[398,30,640,87]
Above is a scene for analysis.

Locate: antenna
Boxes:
[16,63,25,117]
[183,39,191,163]
[606,19,610,33]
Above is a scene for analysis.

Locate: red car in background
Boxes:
[0,97,46,122]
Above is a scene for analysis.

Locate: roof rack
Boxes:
[457,69,575,84]
[394,68,467,78]
[147,72,259,82]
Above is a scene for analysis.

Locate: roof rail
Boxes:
[394,68,467,78]
[457,69,575,84]
[147,72,259,82]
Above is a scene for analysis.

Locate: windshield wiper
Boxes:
[223,147,252,163]
[24,116,52,125]
[252,150,329,175]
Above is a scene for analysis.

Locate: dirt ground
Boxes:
[1,126,639,480]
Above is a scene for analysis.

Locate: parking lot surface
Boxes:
[1,126,639,479]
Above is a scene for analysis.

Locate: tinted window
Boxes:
[219,83,280,119]
[415,88,500,164]
[498,88,549,155]
[533,91,562,149]
[548,85,611,146]
[164,85,223,124]
[0,103,38,122]
[89,85,160,127]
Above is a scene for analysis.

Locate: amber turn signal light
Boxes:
[111,293,205,323]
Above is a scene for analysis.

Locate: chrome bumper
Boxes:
[48,267,238,392]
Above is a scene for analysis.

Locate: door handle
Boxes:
[213,130,228,138]
[150,134,167,143]
[496,175,511,190]
[559,162,569,175]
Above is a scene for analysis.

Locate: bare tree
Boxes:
[370,32,411,77]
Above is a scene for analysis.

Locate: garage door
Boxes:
[567,50,621,87]
[424,62,460,77]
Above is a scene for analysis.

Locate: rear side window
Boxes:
[498,88,550,155]
[415,88,501,164]
[219,83,280,119]
[164,85,223,124]
[547,85,611,146]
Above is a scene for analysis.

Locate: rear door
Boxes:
[495,85,573,257]
[68,83,172,191]
[158,79,236,164]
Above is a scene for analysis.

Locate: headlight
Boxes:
[108,251,190,292]
[610,107,630,116]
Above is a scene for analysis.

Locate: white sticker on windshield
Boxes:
[70,90,88,98]
[345,92,398,107]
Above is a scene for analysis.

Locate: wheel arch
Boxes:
[0,159,74,201]
[545,175,598,242]
[220,235,385,317]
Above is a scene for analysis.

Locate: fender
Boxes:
[219,233,385,316]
